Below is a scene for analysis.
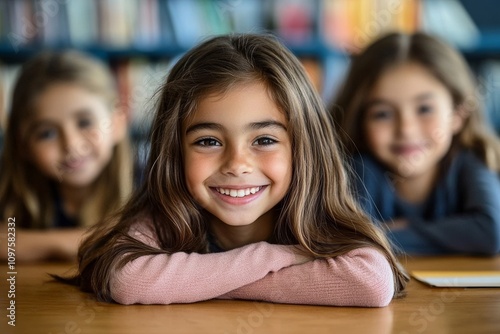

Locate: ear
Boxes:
[452,106,466,135]
[111,107,128,144]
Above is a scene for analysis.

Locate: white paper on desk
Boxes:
[411,271,500,287]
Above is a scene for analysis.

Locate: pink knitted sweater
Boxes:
[109,223,395,307]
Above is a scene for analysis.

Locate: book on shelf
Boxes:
[0,63,21,128]
[0,71,3,130]
[272,0,316,44]
[320,0,420,53]
[67,0,99,46]
[479,61,500,133]
[221,0,264,34]
[421,0,479,50]
[113,58,173,130]
[36,0,70,46]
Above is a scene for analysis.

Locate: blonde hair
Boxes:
[333,31,500,172]
[72,34,408,301]
[0,51,133,228]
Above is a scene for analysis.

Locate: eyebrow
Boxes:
[185,122,224,134]
[31,108,94,122]
[73,108,94,117]
[248,120,287,131]
[185,120,287,135]
[414,92,435,101]
[366,92,436,108]
[27,108,96,131]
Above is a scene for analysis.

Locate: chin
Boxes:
[223,220,256,227]
[215,215,260,227]
[63,176,100,188]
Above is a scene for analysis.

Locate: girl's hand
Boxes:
[0,228,86,262]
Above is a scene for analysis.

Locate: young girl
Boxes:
[68,33,408,307]
[0,51,133,261]
[333,32,500,255]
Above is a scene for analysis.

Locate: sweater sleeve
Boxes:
[219,247,394,307]
[406,153,500,255]
[109,224,310,305]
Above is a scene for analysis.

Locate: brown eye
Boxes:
[368,109,393,121]
[35,128,57,140]
[78,118,93,128]
[418,104,433,114]
[195,138,221,146]
[253,137,277,146]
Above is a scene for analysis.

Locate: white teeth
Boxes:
[216,187,261,197]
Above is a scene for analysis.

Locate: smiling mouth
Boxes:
[392,145,426,155]
[214,187,263,198]
[61,158,87,170]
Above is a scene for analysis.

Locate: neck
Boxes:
[393,167,439,204]
[58,183,94,217]
[209,211,275,251]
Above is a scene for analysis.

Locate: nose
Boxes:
[220,144,253,176]
[60,128,88,155]
[396,110,418,138]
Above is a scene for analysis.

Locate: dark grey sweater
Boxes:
[351,151,500,255]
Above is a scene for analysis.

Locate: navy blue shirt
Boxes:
[53,186,78,228]
[351,151,500,255]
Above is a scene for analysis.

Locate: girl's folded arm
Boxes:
[220,247,394,307]
[0,228,86,262]
[109,227,310,305]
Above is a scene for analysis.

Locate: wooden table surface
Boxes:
[1,255,500,334]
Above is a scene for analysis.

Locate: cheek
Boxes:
[87,128,112,149]
[183,152,209,193]
[85,129,116,163]
[184,166,198,193]
[264,152,292,189]
[28,144,59,173]
[364,123,391,150]
[427,116,455,145]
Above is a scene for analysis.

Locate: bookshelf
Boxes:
[0,0,333,133]
[1,0,499,135]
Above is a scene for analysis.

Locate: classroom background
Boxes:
[1,0,499,154]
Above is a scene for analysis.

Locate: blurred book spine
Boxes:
[421,0,479,49]
[0,63,21,128]
[320,0,420,53]
[479,61,500,133]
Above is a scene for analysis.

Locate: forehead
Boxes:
[31,83,110,121]
[184,82,286,129]
[369,62,451,101]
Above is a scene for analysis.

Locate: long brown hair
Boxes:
[0,51,133,228]
[74,34,408,302]
[333,31,500,171]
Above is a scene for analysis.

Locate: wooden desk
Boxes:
[1,256,500,334]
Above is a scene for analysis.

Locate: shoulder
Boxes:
[349,152,380,170]
[348,152,383,176]
[445,150,500,206]
[453,150,499,181]
[348,153,389,192]
[456,150,486,167]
